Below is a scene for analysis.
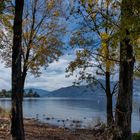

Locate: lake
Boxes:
[0,97,140,132]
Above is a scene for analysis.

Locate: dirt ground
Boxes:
[0,118,108,140]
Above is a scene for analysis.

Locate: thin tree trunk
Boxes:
[115,1,135,139]
[107,94,113,125]
[104,3,114,125]
[11,0,25,139]
[20,66,28,101]
[106,72,114,126]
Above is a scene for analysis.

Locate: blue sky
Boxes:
[0,0,77,91]
[0,0,120,91]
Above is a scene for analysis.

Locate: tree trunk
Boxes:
[11,0,25,139]
[115,1,134,139]
[115,40,134,140]
[107,94,114,126]
[106,72,114,126]
[22,65,28,95]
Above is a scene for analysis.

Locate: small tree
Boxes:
[67,0,119,126]
[34,91,39,97]
[1,89,7,96]
[1,0,66,139]
[28,89,33,96]
[0,0,66,90]
[0,0,66,100]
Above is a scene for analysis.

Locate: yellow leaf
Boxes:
[101,32,110,40]
[53,11,60,17]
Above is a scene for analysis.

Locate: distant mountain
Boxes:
[47,84,105,98]
[24,79,140,98]
[25,88,50,97]
[46,79,119,98]
[49,86,96,97]
[25,83,106,98]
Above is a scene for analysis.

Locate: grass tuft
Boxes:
[0,107,10,118]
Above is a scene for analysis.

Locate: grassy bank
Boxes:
[0,107,10,118]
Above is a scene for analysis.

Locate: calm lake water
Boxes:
[0,97,140,132]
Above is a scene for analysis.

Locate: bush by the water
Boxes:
[0,89,40,98]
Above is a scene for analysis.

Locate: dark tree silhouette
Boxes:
[11,0,25,139]
[115,0,136,139]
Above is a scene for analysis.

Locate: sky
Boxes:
[0,0,120,92]
[0,50,119,91]
[0,0,77,91]
[0,54,76,91]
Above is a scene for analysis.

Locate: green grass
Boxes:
[133,133,140,140]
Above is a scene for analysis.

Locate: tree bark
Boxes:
[115,39,134,140]
[11,0,25,140]
[115,1,135,139]
[106,72,114,126]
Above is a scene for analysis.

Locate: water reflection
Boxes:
[0,97,140,132]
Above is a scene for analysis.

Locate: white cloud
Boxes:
[0,54,75,91]
[25,54,76,91]
[0,51,119,92]
[0,63,11,90]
